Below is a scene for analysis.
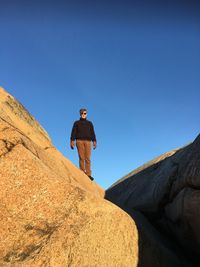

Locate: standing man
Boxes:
[70,108,97,181]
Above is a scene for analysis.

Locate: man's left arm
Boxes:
[90,122,97,149]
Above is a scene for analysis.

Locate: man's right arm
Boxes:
[70,122,77,149]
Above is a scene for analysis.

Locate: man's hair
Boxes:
[79,108,87,114]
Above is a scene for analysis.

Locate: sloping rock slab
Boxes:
[0,88,139,266]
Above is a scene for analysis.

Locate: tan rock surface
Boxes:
[0,86,103,196]
[0,87,138,266]
[0,87,51,148]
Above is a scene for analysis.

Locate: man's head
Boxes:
[80,108,87,119]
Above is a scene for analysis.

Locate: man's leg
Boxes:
[76,140,85,173]
[85,140,92,176]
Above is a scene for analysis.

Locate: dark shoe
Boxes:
[88,175,94,181]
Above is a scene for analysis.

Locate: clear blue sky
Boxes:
[1,0,199,189]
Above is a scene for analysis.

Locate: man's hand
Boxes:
[70,140,75,149]
[93,141,97,149]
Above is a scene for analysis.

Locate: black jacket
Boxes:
[70,118,96,142]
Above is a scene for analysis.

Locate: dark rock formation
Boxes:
[106,134,200,266]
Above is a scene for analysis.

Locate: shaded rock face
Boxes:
[0,87,138,266]
[106,134,200,266]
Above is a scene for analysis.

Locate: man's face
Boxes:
[80,111,87,118]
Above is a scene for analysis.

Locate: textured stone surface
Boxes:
[106,134,200,265]
[0,87,138,267]
[129,210,193,267]
[0,87,51,149]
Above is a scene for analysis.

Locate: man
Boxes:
[70,108,97,181]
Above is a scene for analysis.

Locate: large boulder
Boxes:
[0,87,138,266]
[106,134,200,265]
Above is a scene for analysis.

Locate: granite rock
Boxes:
[0,87,138,267]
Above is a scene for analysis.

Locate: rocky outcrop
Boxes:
[0,87,51,149]
[0,87,138,266]
[106,134,200,266]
